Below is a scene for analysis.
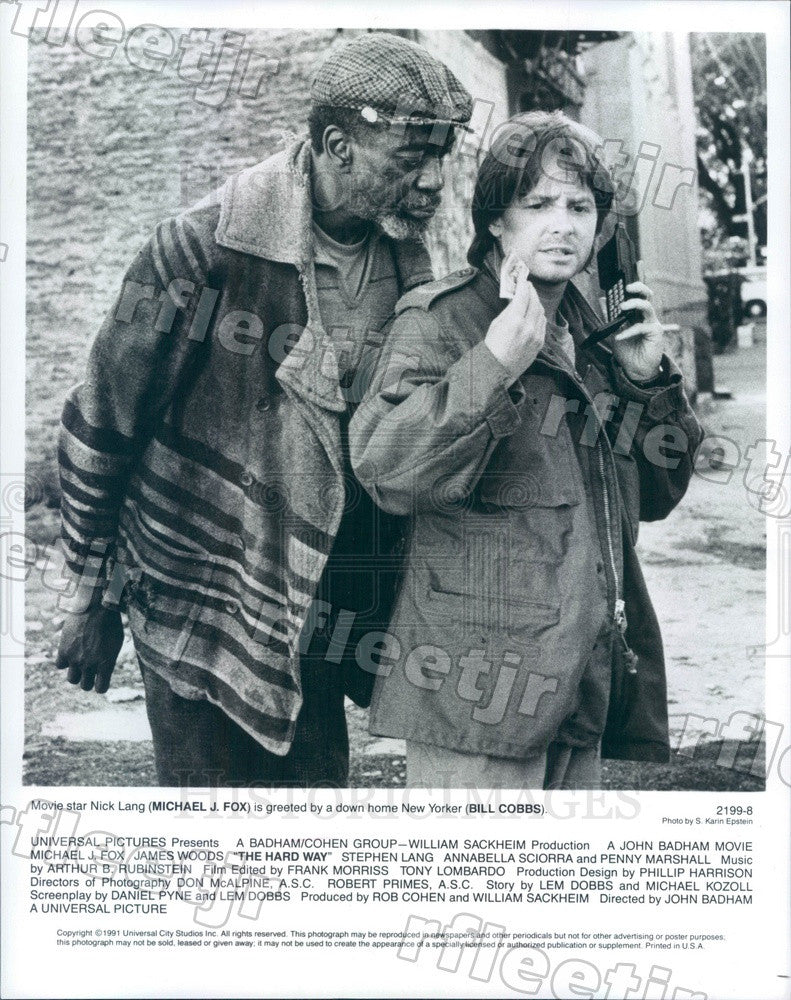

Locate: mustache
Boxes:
[401,196,441,212]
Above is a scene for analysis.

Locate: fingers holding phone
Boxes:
[612,276,664,381]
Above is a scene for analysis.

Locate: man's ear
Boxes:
[323,125,353,171]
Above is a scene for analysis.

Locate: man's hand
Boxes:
[55,607,124,694]
[611,278,665,384]
[484,267,547,384]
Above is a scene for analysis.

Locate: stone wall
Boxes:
[414,30,510,274]
[26,27,341,506]
[25,27,506,502]
[26,27,704,519]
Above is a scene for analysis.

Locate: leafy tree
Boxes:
[690,33,766,269]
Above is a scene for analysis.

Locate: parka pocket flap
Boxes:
[477,370,583,509]
[424,582,561,633]
[478,470,580,509]
[423,557,562,629]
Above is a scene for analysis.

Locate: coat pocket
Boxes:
[419,542,562,637]
[411,491,572,638]
[477,371,583,511]
[424,579,561,636]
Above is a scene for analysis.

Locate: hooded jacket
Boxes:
[349,266,704,762]
[58,139,434,754]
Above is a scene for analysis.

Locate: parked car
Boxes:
[739,265,767,319]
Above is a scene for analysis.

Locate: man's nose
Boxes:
[546,206,575,234]
[415,156,444,193]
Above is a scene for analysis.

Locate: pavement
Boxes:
[640,340,766,746]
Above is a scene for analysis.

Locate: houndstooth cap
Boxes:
[311,32,473,131]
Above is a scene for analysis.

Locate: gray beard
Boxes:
[376,212,430,241]
[348,175,430,242]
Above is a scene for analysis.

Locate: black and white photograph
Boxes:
[18,22,770,792]
[1,3,789,999]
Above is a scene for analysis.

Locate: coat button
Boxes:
[239,470,254,487]
[256,396,271,411]
[225,599,239,615]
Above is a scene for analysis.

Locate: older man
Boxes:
[55,33,472,787]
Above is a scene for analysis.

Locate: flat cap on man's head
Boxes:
[311,32,473,130]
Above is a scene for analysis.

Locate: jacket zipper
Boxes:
[597,420,639,676]
[538,352,640,677]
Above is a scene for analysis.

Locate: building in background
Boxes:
[26,26,708,517]
[175,27,709,342]
[578,33,707,333]
[403,28,706,391]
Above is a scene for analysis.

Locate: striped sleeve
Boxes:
[58,212,215,613]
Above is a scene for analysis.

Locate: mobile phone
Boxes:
[581,224,641,350]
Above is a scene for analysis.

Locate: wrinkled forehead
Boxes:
[362,119,457,157]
